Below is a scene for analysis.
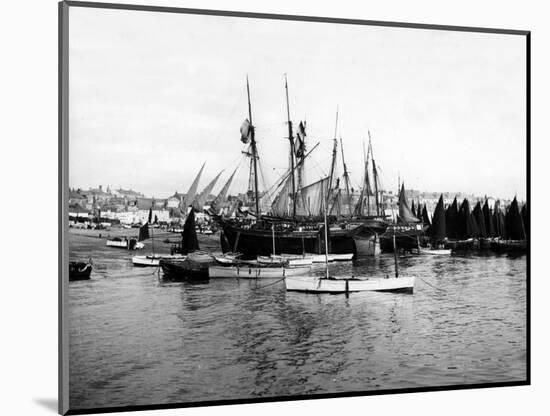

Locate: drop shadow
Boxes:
[34,398,58,413]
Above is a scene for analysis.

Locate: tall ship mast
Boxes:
[213,77,363,259]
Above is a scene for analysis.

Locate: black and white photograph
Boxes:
[59,1,529,414]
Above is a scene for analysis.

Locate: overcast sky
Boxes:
[68,6,527,200]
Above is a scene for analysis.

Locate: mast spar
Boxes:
[284,74,297,219]
[369,131,380,216]
[339,137,352,216]
[246,76,260,216]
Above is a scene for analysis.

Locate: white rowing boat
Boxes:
[208,265,311,279]
[415,248,452,255]
[285,275,415,293]
[257,255,313,267]
[276,253,354,263]
[132,254,186,267]
[106,238,144,250]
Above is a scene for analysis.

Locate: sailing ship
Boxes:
[214,77,361,259]
[414,194,451,255]
[347,132,389,255]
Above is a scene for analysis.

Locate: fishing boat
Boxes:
[380,183,427,253]
[416,194,451,255]
[69,260,92,281]
[160,210,215,280]
[284,184,415,294]
[131,207,179,266]
[106,237,144,250]
[208,264,311,279]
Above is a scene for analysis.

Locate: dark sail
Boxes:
[398,184,420,224]
[521,202,529,239]
[458,199,478,238]
[493,201,507,239]
[483,199,496,237]
[411,200,416,219]
[505,197,526,240]
[421,204,431,226]
[445,197,459,239]
[431,195,446,241]
[181,209,200,254]
[138,223,150,242]
[472,202,487,238]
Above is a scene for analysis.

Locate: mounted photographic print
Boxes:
[59,1,530,414]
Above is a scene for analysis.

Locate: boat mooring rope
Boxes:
[250,277,286,290]
[419,277,445,292]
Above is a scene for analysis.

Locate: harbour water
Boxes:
[68,230,527,410]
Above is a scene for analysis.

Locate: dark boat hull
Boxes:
[159,256,212,281]
[69,262,92,281]
[380,224,427,253]
[220,221,359,259]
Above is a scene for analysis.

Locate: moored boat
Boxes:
[106,237,144,250]
[132,254,186,267]
[69,261,92,281]
[208,264,311,279]
[285,275,415,293]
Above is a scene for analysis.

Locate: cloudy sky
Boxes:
[68,6,527,200]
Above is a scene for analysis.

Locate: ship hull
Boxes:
[220,221,360,259]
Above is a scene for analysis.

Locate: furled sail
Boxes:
[397,184,420,223]
[240,119,253,143]
[295,177,330,217]
[193,170,223,210]
[180,163,205,214]
[431,195,446,241]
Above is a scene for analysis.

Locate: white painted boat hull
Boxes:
[285,275,415,293]
[106,240,145,250]
[258,256,313,267]
[279,253,354,263]
[208,265,311,279]
[132,254,186,267]
[417,248,452,255]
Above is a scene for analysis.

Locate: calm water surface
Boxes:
[68,232,527,410]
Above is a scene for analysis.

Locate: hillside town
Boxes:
[68,183,510,230]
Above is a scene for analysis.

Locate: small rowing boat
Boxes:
[132,254,186,267]
[285,275,415,293]
[106,237,144,250]
[69,260,92,281]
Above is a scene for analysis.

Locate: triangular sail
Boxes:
[431,195,446,241]
[505,197,526,240]
[473,202,487,238]
[138,223,150,242]
[193,170,223,210]
[180,163,205,214]
[445,197,459,238]
[212,167,237,209]
[483,199,496,237]
[397,184,420,223]
[181,209,199,254]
